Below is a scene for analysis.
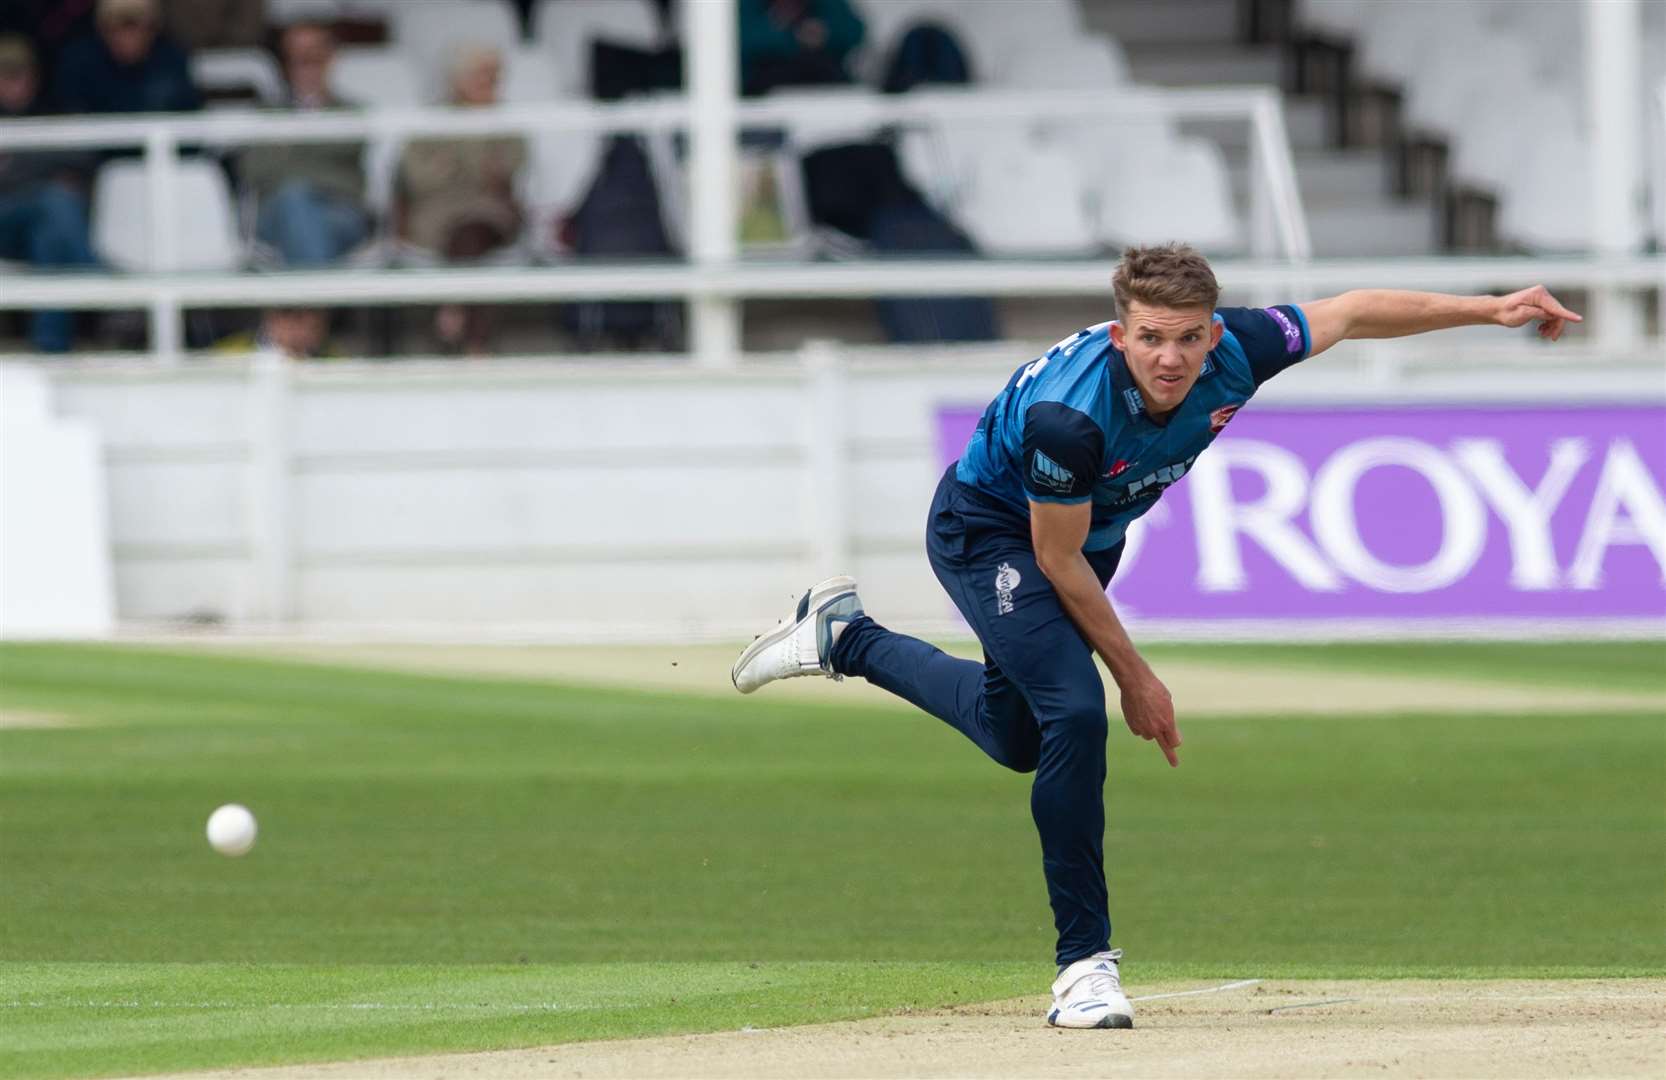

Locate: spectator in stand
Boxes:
[737,0,864,96]
[238,19,368,265]
[162,0,266,52]
[0,34,101,353]
[53,0,200,114]
[396,43,525,355]
[215,306,335,359]
[1,2,97,78]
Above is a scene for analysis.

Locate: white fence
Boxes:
[24,338,1666,641]
[0,84,1315,365]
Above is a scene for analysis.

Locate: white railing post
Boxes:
[148,289,182,365]
[1250,92,1311,261]
[687,0,741,368]
[1585,0,1646,347]
[245,349,294,624]
[801,340,850,578]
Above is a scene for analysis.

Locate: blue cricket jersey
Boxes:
[954,305,1312,551]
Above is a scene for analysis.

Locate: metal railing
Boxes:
[0,85,1316,364]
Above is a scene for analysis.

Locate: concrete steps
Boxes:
[1225,148,1394,208]
[1306,200,1440,257]
[1124,44,1287,87]
[1072,0,1444,257]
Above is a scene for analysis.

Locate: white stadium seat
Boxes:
[93,160,242,272]
[532,0,661,98]
[393,0,523,100]
[958,142,1097,257]
[1494,92,1591,252]
[1002,37,1129,89]
[502,46,563,103]
[267,0,341,24]
[1093,135,1240,253]
[192,49,286,106]
[897,123,1095,257]
[329,46,422,107]
[527,132,607,256]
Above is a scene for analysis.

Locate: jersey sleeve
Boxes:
[1217,304,1311,386]
[1020,401,1105,504]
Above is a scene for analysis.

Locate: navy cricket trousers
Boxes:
[830,465,1123,967]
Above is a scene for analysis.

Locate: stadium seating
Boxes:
[1292,0,1666,253]
[501,46,562,103]
[1002,37,1130,89]
[267,0,342,24]
[393,1,522,95]
[328,46,422,107]
[531,0,662,99]
[936,129,1098,256]
[92,160,242,272]
[192,49,287,107]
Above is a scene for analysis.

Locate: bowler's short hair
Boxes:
[1111,243,1221,316]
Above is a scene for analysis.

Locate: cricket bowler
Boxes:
[729,243,1581,1028]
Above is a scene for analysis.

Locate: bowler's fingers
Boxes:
[1536,290,1583,322]
[1159,739,1179,768]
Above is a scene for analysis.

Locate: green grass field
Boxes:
[2,641,1663,1079]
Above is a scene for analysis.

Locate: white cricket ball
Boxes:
[206,803,258,857]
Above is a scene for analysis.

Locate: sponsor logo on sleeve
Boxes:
[1103,459,1132,478]
[1029,449,1076,493]
[995,562,1022,615]
[1209,404,1241,433]
[1266,307,1304,354]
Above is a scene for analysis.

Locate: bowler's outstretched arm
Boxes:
[1300,285,1582,358]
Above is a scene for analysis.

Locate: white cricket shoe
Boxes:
[731,576,863,694]
[1047,949,1134,1029]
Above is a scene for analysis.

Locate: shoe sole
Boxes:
[1047,1008,1134,1030]
[730,576,858,694]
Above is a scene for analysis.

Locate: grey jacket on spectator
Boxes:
[237,92,365,204]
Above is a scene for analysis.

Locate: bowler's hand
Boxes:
[1493,285,1582,342]
[1120,674,1181,768]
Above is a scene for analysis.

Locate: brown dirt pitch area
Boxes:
[137,978,1666,1080]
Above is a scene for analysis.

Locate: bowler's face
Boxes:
[1110,301,1222,418]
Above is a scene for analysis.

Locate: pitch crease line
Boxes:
[1130,978,1261,1002]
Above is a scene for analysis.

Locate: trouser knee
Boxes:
[1054,708,1108,748]
[994,731,1040,774]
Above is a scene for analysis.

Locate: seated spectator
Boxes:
[737,0,864,96]
[396,43,525,355]
[215,306,334,359]
[238,19,368,266]
[53,0,201,114]
[163,0,266,52]
[0,34,101,353]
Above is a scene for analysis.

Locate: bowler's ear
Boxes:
[1209,317,1224,349]
[1108,320,1125,351]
